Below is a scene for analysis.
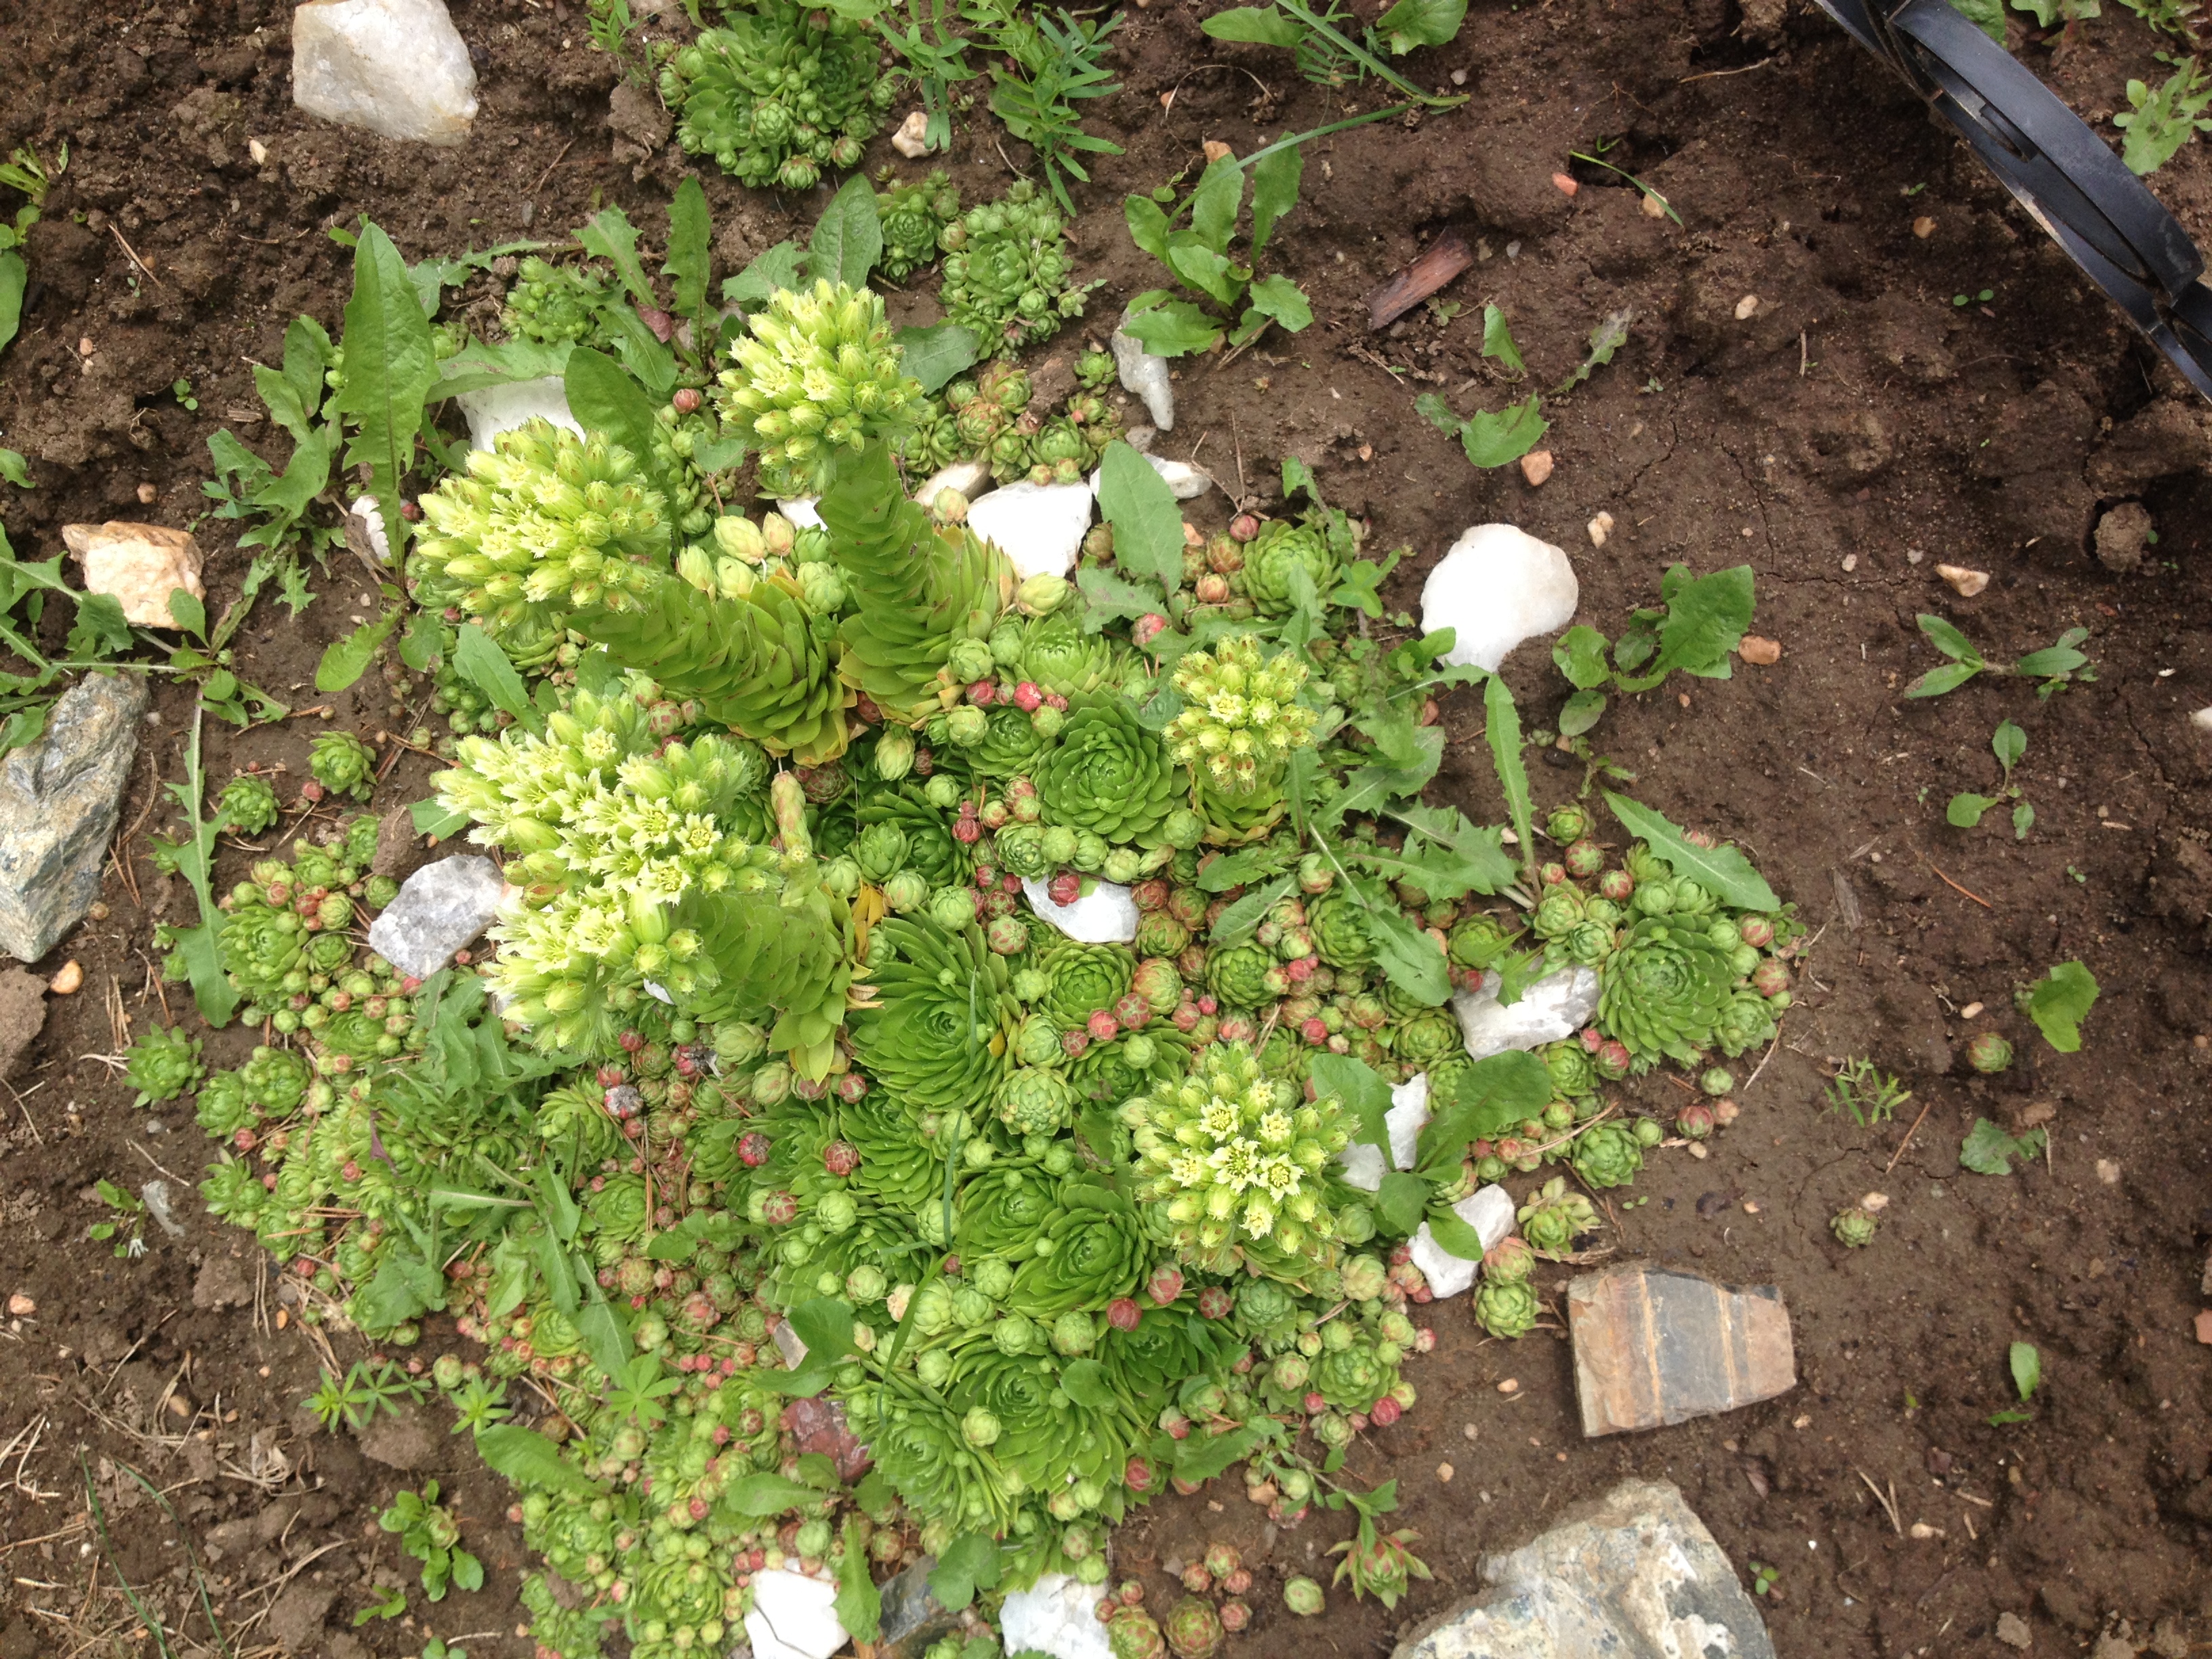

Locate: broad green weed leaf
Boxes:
[1122,298,1224,357]
[563,346,662,477]
[1905,661,1982,699]
[1480,304,1525,376]
[1244,272,1313,331]
[808,173,883,289]
[453,624,540,732]
[2009,1340,2041,1402]
[1189,154,1247,254]
[1960,1116,2045,1174]
[1553,623,1612,689]
[893,322,979,393]
[664,175,712,323]
[1125,194,1172,262]
[1601,791,1778,911]
[1917,613,1982,664]
[333,223,437,561]
[315,607,399,694]
[1456,394,1548,468]
[1992,718,2026,777]
[2022,959,2097,1052]
[1309,1053,1393,1153]
[1559,687,1607,737]
[578,206,655,308]
[1200,5,1307,44]
[1484,674,1535,878]
[1946,792,1999,827]
[1099,441,1187,592]
[1250,142,1303,258]
[1376,0,1466,50]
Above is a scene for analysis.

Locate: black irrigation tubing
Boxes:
[1814,0,2212,400]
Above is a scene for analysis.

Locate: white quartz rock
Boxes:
[1020,877,1138,944]
[345,495,391,565]
[1088,453,1212,501]
[915,459,992,506]
[455,377,582,453]
[744,1569,846,1659]
[1111,306,1175,431]
[1000,1572,1115,1659]
[1421,524,1579,671]
[1409,1184,1517,1299]
[1338,1072,1433,1193]
[778,497,824,530]
[1453,964,1602,1060]
[968,482,1096,580]
[292,0,479,146]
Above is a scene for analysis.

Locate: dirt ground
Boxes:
[4,0,2212,1655]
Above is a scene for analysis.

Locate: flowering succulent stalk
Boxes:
[411,419,673,668]
[716,281,924,499]
[1164,634,1318,810]
[1122,1040,1353,1274]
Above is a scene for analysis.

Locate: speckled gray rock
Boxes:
[1393,1479,1775,1659]
[366,855,505,979]
[0,673,148,962]
[1111,306,1175,431]
[875,1556,962,1658]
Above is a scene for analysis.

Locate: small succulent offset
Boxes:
[661,0,897,188]
[1831,1204,1879,1248]
[310,731,376,802]
[125,1024,205,1108]
[1474,1275,1540,1338]
[412,418,673,668]
[1122,1040,1353,1273]
[499,255,617,348]
[715,281,925,498]
[217,772,281,834]
[1164,634,1319,804]
[1967,1031,2014,1074]
[937,180,1101,356]
[877,169,962,281]
[1282,1575,1328,1616]
[1517,1176,1599,1258]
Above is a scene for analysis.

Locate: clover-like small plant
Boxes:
[379,1479,483,1602]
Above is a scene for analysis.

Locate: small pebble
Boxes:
[1519,449,1554,487]
[1936,562,1990,598]
[1912,216,1937,239]
[1450,68,1467,85]
[136,483,157,505]
[1204,140,1234,164]
[1641,191,1668,219]
[1436,1462,1454,1483]
[1961,1000,1984,1019]
[1552,172,1578,197]
[49,961,83,995]
[890,109,929,158]
[6,1292,34,1317]
[1734,294,1761,321]
[1742,1200,1761,1214]
[2097,1159,2120,1185]
[1738,635,1782,665]
[249,137,270,165]
[1462,1422,1479,1441]
[1497,1378,1519,1395]
[1860,1192,1890,1212]
[1586,510,1614,548]
[1909,1521,1943,1540]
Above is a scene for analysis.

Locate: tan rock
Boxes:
[890,109,929,159]
[1912,215,1937,239]
[1203,139,1233,164]
[1519,449,1554,487]
[47,960,82,995]
[1569,1265,1795,1436]
[1738,635,1782,665]
[61,522,204,626]
[1734,293,1761,321]
[1586,510,1614,548]
[1936,562,1989,598]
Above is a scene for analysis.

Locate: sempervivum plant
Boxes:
[309,731,375,802]
[1517,1176,1599,1258]
[126,1024,204,1108]
[661,0,895,188]
[411,419,672,668]
[716,281,924,497]
[1475,1276,1540,1339]
[1597,915,1738,1069]
[1242,515,1345,617]
[877,169,962,281]
[1121,1040,1353,1274]
[846,918,1020,1109]
[1569,1120,1643,1189]
[937,180,1099,356]
[217,773,280,834]
[1036,696,1179,846]
[819,441,1016,724]
[1164,634,1319,808]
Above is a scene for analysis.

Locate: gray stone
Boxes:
[1111,308,1175,432]
[0,673,148,962]
[366,855,505,979]
[1392,1479,1775,1659]
[356,1404,441,1472]
[876,1556,960,1658]
[1569,1266,1796,1437]
[0,967,47,1078]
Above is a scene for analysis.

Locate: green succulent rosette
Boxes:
[412,418,672,669]
[1475,1277,1540,1338]
[1008,1183,1153,1314]
[1307,892,1375,970]
[955,1160,1065,1260]
[1017,609,1121,700]
[661,2,895,189]
[1517,1176,1599,1258]
[1205,943,1275,1010]
[1569,1120,1643,1189]
[997,1065,1078,1135]
[218,773,280,835]
[1597,915,1738,1067]
[1242,518,1340,618]
[878,170,962,281]
[936,181,1097,356]
[1391,1006,1461,1069]
[1033,938,1134,1027]
[855,783,969,886]
[126,1024,204,1107]
[849,918,1018,1109]
[844,1377,1017,1535]
[1036,696,1177,844]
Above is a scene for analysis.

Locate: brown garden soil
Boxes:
[5,0,2212,1654]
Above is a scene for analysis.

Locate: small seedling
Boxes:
[171,377,199,411]
[1905,615,2095,699]
[352,1582,407,1626]
[306,1360,429,1434]
[1951,287,1995,306]
[445,1376,512,1436]
[1946,718,2033,838]
[1569,137,1682,224]
[1960,1116,2047,1175]
[1988,1340,2041,1425]
[1823,1058,1910,1127]
[379,1480,483,1601]
[2116,0,2204,40]
[1552,563,1756,737]
[1749,1561,1780,1596]
[87,1179,147,1260]
[2019,958,2098,1052]
[2114,53,2212,174]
